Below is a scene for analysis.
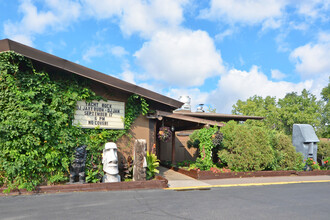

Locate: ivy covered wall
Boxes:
[0,51,148,192]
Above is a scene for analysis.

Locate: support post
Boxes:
[171,131,176,164]
[133,139,147,181]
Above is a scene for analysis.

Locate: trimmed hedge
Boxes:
[217,121,303,172]
[218,121,275,171]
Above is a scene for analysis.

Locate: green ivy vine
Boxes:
[0,51,149,192]
[195,126,219,170]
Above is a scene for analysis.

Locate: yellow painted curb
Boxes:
[164,180,330,190]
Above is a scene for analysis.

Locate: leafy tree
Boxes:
[278,89,322,135]
[320,79,329,138]
[232,89,323,135]
[232,95,281,130]
[206,105,217,113]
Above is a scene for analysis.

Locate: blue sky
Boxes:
[1,0,329,113]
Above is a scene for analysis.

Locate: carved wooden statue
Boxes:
[133,139,147,181]
[70,145,87,184]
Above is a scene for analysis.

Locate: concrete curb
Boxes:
[165,180,330,191]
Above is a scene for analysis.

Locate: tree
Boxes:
[232,89,323,135]
[320,78,330,138]
[278,89,322,135]
[232,95,282,131]
[206,105,217,113]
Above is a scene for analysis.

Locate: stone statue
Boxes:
[292,124,319,162]
[133,139,147,181]
[102,142,121,182]
[70,145,87,184]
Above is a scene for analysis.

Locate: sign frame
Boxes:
[73,100,125,129]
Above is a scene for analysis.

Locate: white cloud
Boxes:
[82,0,188,38]
[296,0,330,21]
[164,66,326,114]
[207,66,313,113]
[215,29,235,41]
[82,44,128,62]
[134,29,225,87]
[81,0,123,19]
[3,0,81,45]
[318,31,330,43]
[82,45,105,62]
[275,32,290,52]
[200,0,286,26]
[262,18,282,31]
[120,70,136,84]
[290,42,330,78]
[111,46,128,57]
[271,69,287,80]
[4,34,33,46]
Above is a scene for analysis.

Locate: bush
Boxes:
[218,121,275,172]
[304,158,320,171]
[270,132,304,170]
[323,157,330,170]
[317,140,330,162]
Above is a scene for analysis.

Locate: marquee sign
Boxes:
[73,100,125,129]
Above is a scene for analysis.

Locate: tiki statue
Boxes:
[70,145,87,184]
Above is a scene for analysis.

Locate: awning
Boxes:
[154,111,224,131]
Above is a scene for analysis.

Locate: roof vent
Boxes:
[196,104,205,113]
[178,96,191,111]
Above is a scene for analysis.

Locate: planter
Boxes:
[0,177,168,196]
[161,163,330,180]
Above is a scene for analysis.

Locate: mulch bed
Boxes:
[0,176,168,196]
[161,163,330,180]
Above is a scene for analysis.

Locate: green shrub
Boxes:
[317,140,330,162]
[176,160,194,168]
[218,121,275,172]
[187,129,200,149]
[323,157,329,170]
[270,132,304,170]
[304,158,320,171]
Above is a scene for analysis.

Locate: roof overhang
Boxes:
[154,110,224,131]
[149,110,264,131]
[0,39,183,109]
[173,111,264,121]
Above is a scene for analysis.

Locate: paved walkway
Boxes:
[158,166,330,189]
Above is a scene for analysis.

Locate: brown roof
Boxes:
[173,111,264,121]
[0,38,183,109]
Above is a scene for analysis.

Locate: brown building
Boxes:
[0,39,263,164]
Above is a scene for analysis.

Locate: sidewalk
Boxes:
[158,166,330,190]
